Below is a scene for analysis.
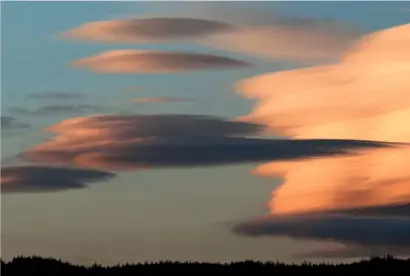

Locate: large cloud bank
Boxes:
[233,23,410,258]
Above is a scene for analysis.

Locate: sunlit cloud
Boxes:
[1,165,115,193]
[235,23,410,142]
[235,23,410,215]
[203,22,360,63]
[252,146,410,215]
[60,17,234,43]
[19,114,387,171]
[130,97,194,104]
[61,9,362,62]
[232,23,410,258]
[70,50,251,74]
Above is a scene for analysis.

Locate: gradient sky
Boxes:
[1,1,410,265]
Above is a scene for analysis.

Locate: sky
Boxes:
[1,1,410,265]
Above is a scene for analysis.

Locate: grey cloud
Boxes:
[1,116,30,130]
[24,138,389,171]
[232,213,410,249]
[8,105,100,116]
[29,91,84,99]
[1,165,115,194]
[335,203,410,218]
[130,97,194,103]
[70,50,251,74]
[20,114,390,171]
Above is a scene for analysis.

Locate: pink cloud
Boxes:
[61,13,362,62]
[70,50,251,74]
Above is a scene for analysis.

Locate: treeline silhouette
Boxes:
[2,255,410,275]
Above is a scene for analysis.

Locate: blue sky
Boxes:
[1,1,410,265]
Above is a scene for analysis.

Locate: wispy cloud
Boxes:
[28,91,84,99]
[130,97,194,103]
[8,105,100,116]
[70,50,251,74]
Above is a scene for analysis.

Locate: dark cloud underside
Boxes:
[1,166,115,193]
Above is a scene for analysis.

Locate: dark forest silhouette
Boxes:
[2,255,410,275]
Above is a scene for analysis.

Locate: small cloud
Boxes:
[69,50,251,74]
[130,97,194,103]
[1,116,30,131]
[1,165,115,193]
[8,105,100,116]
[29,91,84,99]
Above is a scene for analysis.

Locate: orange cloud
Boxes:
[70,50,251,74]
[235,23,410,215]
[60,17,234,43]
[61,14,362,62]
[254,146,410,215]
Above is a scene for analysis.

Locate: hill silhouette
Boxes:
[2,255,410,275]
